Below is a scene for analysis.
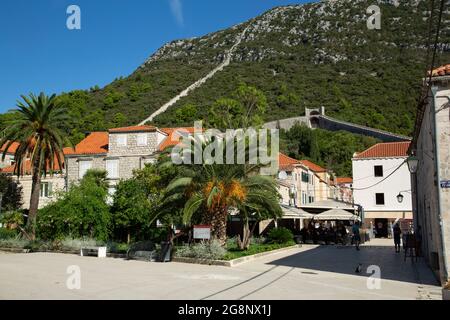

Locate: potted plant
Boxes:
[443,282,450,301]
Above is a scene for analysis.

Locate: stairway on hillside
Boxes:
[138,24,251,125]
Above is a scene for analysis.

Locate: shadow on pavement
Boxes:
[267,245,439,286]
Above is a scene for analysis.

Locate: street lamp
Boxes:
[407,155,419,174]
[396,190,411,204]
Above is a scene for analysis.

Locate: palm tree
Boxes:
[0,93,71,239]
[155,135,282,246]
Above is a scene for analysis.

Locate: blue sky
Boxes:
[0,0,312,113]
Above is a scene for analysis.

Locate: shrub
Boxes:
[0,228,19,240]
[0,238,29,249]
[175,240,226,260]
[37,172,111,241]
[107,241,130,254]
[267,227,294,244]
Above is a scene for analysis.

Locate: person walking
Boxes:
[415,226,423,257]
[393,223,402,253]
[352,222,361,251]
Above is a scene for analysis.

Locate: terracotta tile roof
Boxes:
[278,153,301,171]
[0,141,20,154]
[429,64,450,78]
[299,159,327,173]
[64,132,109,156]
[109,125,156,133]
[159,127,197,151]
[354,142,411,159]
[1,157,63,175]
[336,177,353,184]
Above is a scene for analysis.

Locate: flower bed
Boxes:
[223,241,296,261]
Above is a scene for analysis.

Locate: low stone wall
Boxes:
[173,244,302,267]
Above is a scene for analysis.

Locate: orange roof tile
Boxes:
[278,153,301,171]
[336,177,353,184]
[299,159,327,173]
[159,127,197,151]
[64,132,109,156]
[429,64,450,78]
[1,157,63,175]
[109,125,156,133]
[0,141,20,154]
[354,142,411,159]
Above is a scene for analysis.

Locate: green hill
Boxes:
[1,0,449,146]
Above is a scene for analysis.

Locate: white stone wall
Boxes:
[353,157,412,214]
[108,132,158,156]
[0,154,15,168]
[66,155,106,187]
[16,175,66,209]
[414,82,450,285]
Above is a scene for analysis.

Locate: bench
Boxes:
[80,246,107,258]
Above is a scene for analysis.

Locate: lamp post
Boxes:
[406,154,421,242]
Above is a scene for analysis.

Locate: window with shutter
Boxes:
[137,133,148,146]
[106,160,119,179]
[79,161,92,179]
[117,134,127,147]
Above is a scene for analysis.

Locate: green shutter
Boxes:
[48,182,53,197]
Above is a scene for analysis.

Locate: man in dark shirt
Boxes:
[393,223,402,253]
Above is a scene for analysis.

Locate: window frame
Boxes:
[79,160,93,179]
[374,165,384,177]
[375,193,385,206]
[105,159,119,179]
[40,182,53,198]
[116,134,127,147]
[136,133,148,147]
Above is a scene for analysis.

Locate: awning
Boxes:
[281,205,315,219]
[313,208,361,221]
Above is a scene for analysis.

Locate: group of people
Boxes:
[393,223,423,256]
[298,222,351,245]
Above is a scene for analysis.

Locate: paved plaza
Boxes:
[0,239,442,300]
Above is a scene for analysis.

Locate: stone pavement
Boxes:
[0,239,442,300]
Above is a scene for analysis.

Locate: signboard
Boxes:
[440,180,450,189]
[193,225,211,240]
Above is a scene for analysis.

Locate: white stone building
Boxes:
[64,125,195,195]
[352,142,413,237]
[0,141,18,169]
[410,64,450,285]
[0,159,65,210]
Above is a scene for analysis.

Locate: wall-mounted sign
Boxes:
[440,180,450,189]
[193,225,211,240]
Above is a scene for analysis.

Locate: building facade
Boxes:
[64,126,167,192]
[352,142,413,238]
[0,142,18,169]
[410,64,450,285]
[277,153,346,207]
[0,159,65,210]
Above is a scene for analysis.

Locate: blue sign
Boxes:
[441,180,450,189]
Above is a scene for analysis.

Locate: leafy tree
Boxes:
[111,165,163,243]
[175,104,198,124]
[0,93,71,240]
[208,83,268,129]
[37,170,111,241]
[113,112,127,128]
[154,136,282,246]
[0,174,23,212]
